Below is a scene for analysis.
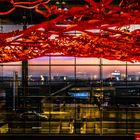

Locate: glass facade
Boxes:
[0,56,140,135]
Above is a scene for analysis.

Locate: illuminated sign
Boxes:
[68,91,89,99]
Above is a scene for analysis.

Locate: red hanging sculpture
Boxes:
[0,0,140,63]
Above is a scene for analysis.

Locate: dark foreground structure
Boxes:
[0,135,135,140]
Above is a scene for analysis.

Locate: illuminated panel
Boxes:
[68,91,89,99]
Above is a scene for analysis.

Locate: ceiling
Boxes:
[0,0,120,24]
[0,0,87,24]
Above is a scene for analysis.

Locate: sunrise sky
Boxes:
[1,56,140,78]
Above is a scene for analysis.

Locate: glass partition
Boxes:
[0,57,140,135]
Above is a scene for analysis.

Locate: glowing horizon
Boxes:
[1,57,140,79]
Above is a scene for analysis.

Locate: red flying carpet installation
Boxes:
[0,0,140,63]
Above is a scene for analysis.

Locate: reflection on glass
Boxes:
[51,56,75,64]
[28,66,49,76]
[128,66,140,81]
[102,66,126,80]
[51,66,75,80]
[76,66,99,80]
[28,66,49,85]
[3,62,21,77]
[76,57,99,64]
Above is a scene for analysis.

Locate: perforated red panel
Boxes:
[0,0,140,63]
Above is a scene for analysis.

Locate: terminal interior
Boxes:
[0,0,140,136]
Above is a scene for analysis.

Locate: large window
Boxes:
[1,25,140,136]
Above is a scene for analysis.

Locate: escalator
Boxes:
[50,83,74,96]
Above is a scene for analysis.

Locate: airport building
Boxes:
[0,0,140,140]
